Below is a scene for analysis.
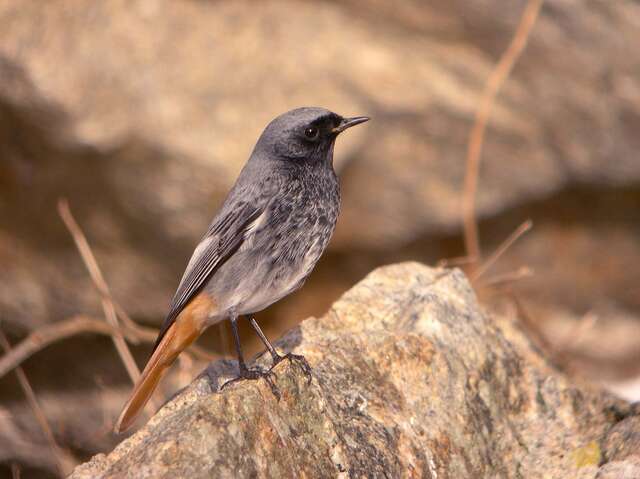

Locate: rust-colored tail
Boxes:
[114,316,201,433]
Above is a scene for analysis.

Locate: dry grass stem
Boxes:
[57,200,216,360]
[472,219,533,282]
[1,316,132,379]
[0,328,76,477]
[511,295,554,355]
[0,314,216,380]
[462,0,543,272]
[123,323,216,358]
[57,198,141,383]
[480,266,534,287]
[57,198,219,421]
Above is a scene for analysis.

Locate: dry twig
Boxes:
[0,314,217,381]
[462,0,544,272]
[122,324,216,361]
[510,295,555,356]
[57,199,141,383]
[479,266,534,287]
[0,316,131,379]
[0,328,76,477]
[57,200,216,360]
[472,219,533,282]
[438,220,533,290]
[0,200,215,382]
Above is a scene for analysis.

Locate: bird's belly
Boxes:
[204,186,338,320]
[202,240,324,319]
[235,246,321,315]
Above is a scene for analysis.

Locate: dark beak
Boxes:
[333,116,370,133]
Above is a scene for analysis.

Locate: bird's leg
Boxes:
[248,316,312,384]
[221,315,280,400]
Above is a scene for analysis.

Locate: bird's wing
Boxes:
[152,200,265,351]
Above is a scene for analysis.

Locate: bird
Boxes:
[115,107,369,433]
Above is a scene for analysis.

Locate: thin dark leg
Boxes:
[230,316,249,372]
[221,316,280,399]
[248,317,312,384]
[248,317,280,364]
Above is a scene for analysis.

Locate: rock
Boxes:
[594,459,640,479]
[2,2,639,474]
[70,263,639,478]
[602,414,640,462]
[480,186,640,397]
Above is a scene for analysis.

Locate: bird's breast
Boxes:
[201,166,339,318]
[231,172,339,314]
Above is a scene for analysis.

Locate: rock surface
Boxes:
[2,2,639,476]
[70,263,639,478]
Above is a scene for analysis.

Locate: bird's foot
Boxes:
[269,352,312,384]
[221,365,281,401]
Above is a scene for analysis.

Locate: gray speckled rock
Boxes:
[70,263,638,478]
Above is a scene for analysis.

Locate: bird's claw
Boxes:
[221,366,281,401]
[270,352,313,385]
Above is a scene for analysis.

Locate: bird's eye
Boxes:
[304,127,319,140]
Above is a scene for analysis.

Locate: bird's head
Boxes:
[254,107,369,166]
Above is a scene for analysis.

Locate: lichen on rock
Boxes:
[70,263,640,478]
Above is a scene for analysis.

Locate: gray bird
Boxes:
[115,107,369,432]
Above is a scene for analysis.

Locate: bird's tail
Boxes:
[114,316,201,433]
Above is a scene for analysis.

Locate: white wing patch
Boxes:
[239,209,269,252]
[180,236,215,285]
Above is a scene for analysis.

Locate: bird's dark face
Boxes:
[257,107,369,165]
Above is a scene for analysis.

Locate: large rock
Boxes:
[2,3,639,472]
[70,263,639,478]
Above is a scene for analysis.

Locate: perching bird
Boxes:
[115,107,369,432]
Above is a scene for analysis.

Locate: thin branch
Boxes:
[0,316,130,379]
[0,315,217,381]
[129,326,216,362]
[107,308,214,361]
[510,294,555,355]
[472,219,533,282]
[57,199,140,383]
[479,266,534,287]
[57,200,217,363]
[462,0,544,272]
[0,313,217,381]
[112,302,146,342]
[0,328,76,477]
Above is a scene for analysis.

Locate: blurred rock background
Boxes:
[0,0,638,477]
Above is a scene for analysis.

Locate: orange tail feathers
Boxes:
[114,314,202,433]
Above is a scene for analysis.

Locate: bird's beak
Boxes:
[333,116,370,133]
